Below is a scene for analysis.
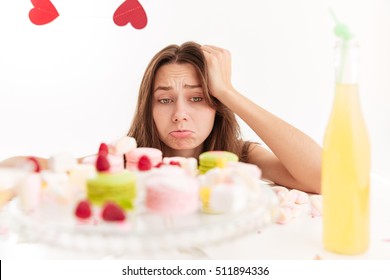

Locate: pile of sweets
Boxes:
[271,186,323,224]
[198,152,262,214]
[75,137,203,222]
[75,140,264,222]
[5,135,322,226]
[77,137,139,222]
[5,153,95,218]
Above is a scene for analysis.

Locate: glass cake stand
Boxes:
[8,183,280,257]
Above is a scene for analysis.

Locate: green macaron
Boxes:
[198,151,239,174]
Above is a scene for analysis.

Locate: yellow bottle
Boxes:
[322,38,370,254]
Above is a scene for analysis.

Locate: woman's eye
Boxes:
[190,97,203,102]
[159,98,172,104]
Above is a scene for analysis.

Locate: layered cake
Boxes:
[86,143,137,211]
[145,166,200,215]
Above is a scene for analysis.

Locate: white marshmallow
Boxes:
[209,183,248,213]
[111,136,137,155]
[48,152,77,173]
[40,171,73,205]
[18,173,42,213]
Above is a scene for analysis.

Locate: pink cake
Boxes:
[144,166,199,215]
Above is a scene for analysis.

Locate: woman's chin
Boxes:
[164,142,203,157]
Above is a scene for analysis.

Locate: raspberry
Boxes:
[96,155,110,172]
[75,200,92,219]
[138,155,152,171]
[169,161,181,167]
[101,202,126,222]
[98,143,109,156]
[155,162,163,168]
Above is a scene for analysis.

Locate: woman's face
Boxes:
[152,63,216,158]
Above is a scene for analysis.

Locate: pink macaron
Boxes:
[125,147,163,171]
[81,154,124,172]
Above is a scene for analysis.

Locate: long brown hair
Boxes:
[127,41,251,161]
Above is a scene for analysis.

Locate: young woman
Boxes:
[1,42,321,194]
[128,42,321,194]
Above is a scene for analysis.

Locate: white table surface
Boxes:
[1,176,389,260]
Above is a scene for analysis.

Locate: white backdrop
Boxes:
[0,0,389,180]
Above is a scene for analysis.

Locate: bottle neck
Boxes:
[335,39,359,85]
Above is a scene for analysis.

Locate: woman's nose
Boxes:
[172,102,189,122]
[172,112,189,122]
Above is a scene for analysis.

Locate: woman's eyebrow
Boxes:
[184,84,202,89]
[154,85,172,93]
[154,84,202,93]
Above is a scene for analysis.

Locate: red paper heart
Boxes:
[29,0,59,25]
[113,0,147,29]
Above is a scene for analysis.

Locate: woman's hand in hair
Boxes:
[201,45,235,101]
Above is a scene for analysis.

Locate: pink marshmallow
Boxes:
[272,186,289,202]
[277,207,293,224]
[290,189,309,205]
[310,195,323,217]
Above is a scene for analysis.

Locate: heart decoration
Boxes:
[113,0,148,29]
[29,0,59,25]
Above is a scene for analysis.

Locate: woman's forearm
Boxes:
[219,88,322,193]
[0,156,48,170]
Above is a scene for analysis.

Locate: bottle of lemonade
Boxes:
[322,25,370,254]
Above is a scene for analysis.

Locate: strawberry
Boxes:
[101,202,126,222]
[138,155,152,171]
[98,143,109,156]
[75,200,92,219]
[96,155,110,172]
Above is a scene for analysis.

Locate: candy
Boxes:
[310,195,323,217]
[272,186,312,224]
[290,189,309,205]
